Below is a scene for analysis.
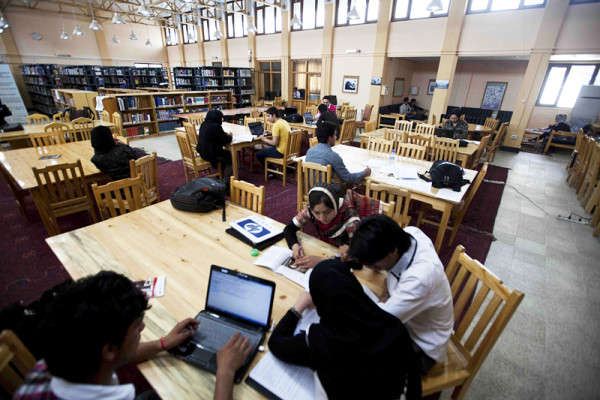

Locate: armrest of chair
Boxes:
[544,130,577,153]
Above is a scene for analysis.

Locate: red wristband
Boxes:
[160,336,167,351]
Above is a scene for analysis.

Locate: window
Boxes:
[290,0,325,31]
[292,60,322,102]
[336,0,379,26]
[570,0,600,4]
[201,7,221,41]
[467,0,545,13]
[256,3,282,35]
[182,24,197,44]
[226,0,247,38]
[392,0,450,20]
[165,26,178,46]
[258,61,282,99]
[537,64,600,108]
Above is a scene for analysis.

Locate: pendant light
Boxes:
[137,1,153,17]
[426,0,443,12]
[89,1,103,31]
[0,11,10,29]
[289,13,302,29]
[59,12,71,39]
[213,11,224,40]
[72,8,84,35]
[111,33,120,43]
[347,0,360,20]
[246,16,257,33]
[145,24,152,46]
[112,2,126,24]
[129,23,138,40]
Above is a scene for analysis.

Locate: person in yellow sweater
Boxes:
[256,106,291,167]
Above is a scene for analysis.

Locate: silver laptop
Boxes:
[303,112,317,125]
[169,265,276,383]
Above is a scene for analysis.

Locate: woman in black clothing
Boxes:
[90,125,138,181]
[269,260,421,400]
[315,103,339,136]
[196,110,233,182]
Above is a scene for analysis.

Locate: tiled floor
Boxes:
[133,134,600,398]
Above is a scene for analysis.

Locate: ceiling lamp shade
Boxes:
[137,1,153,17]
[60,29,71,40]
[145,24,152,46]
[146,38,152,46]
[112,12,126,24]
[347,2,360,20]
[213,26,223,40]
[426,0,443,12]
[73,24,84,35]
[246,18,257,33]
[129,28,138,40]
[89,19,103,30]
[111,34,119,43]
[0,13,10,29]
[289,13,302,28]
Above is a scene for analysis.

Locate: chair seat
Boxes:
[421,340,470,396]
[356,120,366,128]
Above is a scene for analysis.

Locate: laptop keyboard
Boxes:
[194,316,261,353]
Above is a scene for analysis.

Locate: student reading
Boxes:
[197,109,234,183]
[91,125,139,181]
[268,259,421,400]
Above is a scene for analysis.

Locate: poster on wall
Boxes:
[427,79,436,95]
[0,64,28,125]
[342,76,359,94]
[481,82,508,110]
[393,78,405,97]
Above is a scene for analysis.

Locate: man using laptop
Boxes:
[306,121,371,185]
[14,271,250,400]
[348,215,454,375]
[442,108,469,139]
[256,106,291,168]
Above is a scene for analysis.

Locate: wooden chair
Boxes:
[365,181,411,227]
[175,130,221,182]
[569,135,594,190]
[30,130,67,147]
[460,114,466,120]
[430,114,437,126]
[26,113,50,127]
[244,116,259,127]
[355,104,373,134]
[365,120,377,133]
[188,114,205,129]
[306,105,318,117]
[229,176,265,215]
[383,129,405,143]
[589,186,600,237]
[405,133,432,148]
[432,136,459,163]
[577,142,600,207]
[309,137,319,148]
[32,159,98,236]
[337,119,356,145]
[265,130,302,186]
[398,142,427,160]
[70,117,94,141]
[0,329,37,395]
[0,162,34,221]
[249,108,261,118]
[130,152,160,205]
[565,129,585,183]
[417,163,489,246]
[469,134,491,169]
[183,122,199,149]
[415,123,436,136]
[297,161,332,212]
[395,119,413,133]
[377,113,402,129]
[92,174,150,220]
[486,122,508,162]
[483,117,499,132]
[421,245,524,399]
[52,112,70,123]
[111,112,129,146]
[101,110,111,123]
[544,129,578,154]
[343,108,358,124]
[367,137,393,154]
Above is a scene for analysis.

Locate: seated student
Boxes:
[306,121,370,185]
[14,271,250,400]
[293,87,301,99]
[314,103,337,126]
[348,215,454,375]
[539,113,571,141]
[91,125,139,181]
[322,96,336,113]
[410,98,424,112]
[197,109,233,182]
[268,259,421,400]
[442,108,469,139]
[256,106,291,167]
[407,99,428,121]
[399,97,414,115]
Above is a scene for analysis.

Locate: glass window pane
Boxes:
[294,61,307,72]
[557,65,596,108]
[410,0,449,18]
[227,15,234,37]
[308,75,321,101]
[203,21,209,41]
[308,60,321,72]
[367,0,379,21]
[470,0,489,11]
[265,7,275,33]
[260,62,271,71]
[539,67,567,105]
[273,73,282,96]
[272,62,282,72]
[234,13,244,37]
[316,0,324,27]
[349,0,367,25]
[394,0,408,19]
[491,0,520,11]
[338,0,348,24]
[257,9,264,33]
[304,0,316,29]
[276,7,282,31]
[523,0,544,5]
[294,74,306,93]
[594,72,600,86]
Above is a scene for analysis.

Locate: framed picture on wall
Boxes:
[481,82,508,110]
[342,76,359,94]
[427,79,436,95]
[393,78,405,97]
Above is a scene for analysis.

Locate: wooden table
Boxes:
[359,128,479,168]
[174,106,284,120]
[45,200,385,400]
[467,124,492,139]
[288,122,317,137]
[0,140,104,233]
[300,145,478,252]
[0,121,114,149]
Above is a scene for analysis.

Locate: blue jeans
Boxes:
[256,146,283,167]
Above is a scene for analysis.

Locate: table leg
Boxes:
[435,203,453,252]
[230,145,239,178]
[457,154,468,168]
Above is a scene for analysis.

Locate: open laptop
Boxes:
[303,112,317,125]
[434,127,455,138]
[169,265,276,383]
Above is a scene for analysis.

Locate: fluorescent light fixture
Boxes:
[346,49,361,54]
[72,8,84,35]
[0,13,10,29]
[55,53,72,57]
[111,34,120,43]
[137,1,153,17]
[347,1,360,20]
[550,54,600,62]
[426,0,443,12]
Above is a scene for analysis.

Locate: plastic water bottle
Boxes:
[390,149,396,161]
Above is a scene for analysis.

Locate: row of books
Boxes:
[241,89,255,95]
[174,68,194,76]
[26,85,52,96]
[155,96,184,106]
[211,95,229,103]
[117,97,141,111]
[124,126,151,137]
[185,96,209,105]
[122,113,151,124]
[200,79,220,86]
[102,68,126,76]
[133,77,161,84]
[157,109,184,121]
[21,65,53,75]
[62,67,90,75]
[222,70,235,77]
[158,121,179,133]
[23,77,53,85]
[62,76,94,85]
[175,78,193,85]
[223,79,235,86]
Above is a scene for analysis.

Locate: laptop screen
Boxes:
[303,112,314,122]
[205,266,275,329]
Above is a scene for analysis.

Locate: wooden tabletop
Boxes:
[0,120,114,142]
[0,140,100,190]
[467,124,492,133]
[45,201,386,400]
[174,106,283,120]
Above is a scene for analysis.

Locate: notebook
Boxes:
[169,265,276,383]
[229,215,283,245]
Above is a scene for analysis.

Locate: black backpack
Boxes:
[283,113,303,123]
[170,177,226,213]
[63,107,96,120]
[419,160,470,192]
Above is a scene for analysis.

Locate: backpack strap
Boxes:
[418,171,431,183]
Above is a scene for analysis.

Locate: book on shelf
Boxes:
[117,96,140,111]
[158,121,179,133]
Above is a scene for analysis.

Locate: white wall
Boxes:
[290,29,323,60]
[227,37,250,67]
[555,3,600,54]
[387,18,446,57]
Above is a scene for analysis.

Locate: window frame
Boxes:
[335,0,379,27]
[290,0,325,31]
[182,23,197,44]
[258,60,283,99]
[225,0,247,38]
[536,63,600,107]
[392,0,451,21]
[466,0,546,14]
[569,0,600,4]
[255,3,282,35]
[165,25,178,46]
[200,7,221,42]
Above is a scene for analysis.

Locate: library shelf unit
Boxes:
[101,90,233,141]
[58,65,100,91]
[20,64,60,115]
[98,88,145,95]
[52,89,99,117]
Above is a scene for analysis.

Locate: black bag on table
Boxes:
[170,177,226,213]
[419,160,470,192]
[64,107,96,120]
[283,114,303,123]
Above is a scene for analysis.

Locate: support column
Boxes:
[0,26,30,108]
[160,27,174,88]
[428,0,468,124]
[219,20,229,66]
[321,1,335,96]
[248,31,258,103]
[367,0,394,113]
[281,7,291,101]
[504,0,570,149]
[177,27,187,67]
[94,27,112,66]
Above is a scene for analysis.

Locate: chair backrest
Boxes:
[337,119,356,145]
[26,113,50,127]
[459,163,488,217]
[383,129,405,144]
[309,137,319,148]
[299,161,332,211]
[395,119,413,133]
[432,136,459,163]
[430,114,437,126]
[53,112,70,123]
[183,122,199,148]
[341,102,350,106]
[367,137,394,154]
[307,105,318,117]
[70,117,94,141]
[362,104,373,121]
[365,120,377,133]
[344,108,358,122]
[230,176,265,215]
[470,134,491,169]
[483,117,499,131]
[176,130,197,165]
[460,114,466,120]
[405,133,432,148]
[249,108,260,118]
[0,329,37,395]
[188,114,205,128]
[244,116,259,127]
[444,245,524,396]
[284,130,303,160]
[31,129,67,147]
[101,110,111,123]
[490,122,508,148]
[43,121,70,138]
[130,152,159,204]
[415,123,436,136]
[92,174,150,220]
[365,181,411,227]
[398,142,427,160]
[274,97,282,106]
[336,109,343,119]
[112,112,123,137]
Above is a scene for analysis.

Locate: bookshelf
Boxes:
[20,64,60,115]
[52,89,99,117]
[58,65,100,91]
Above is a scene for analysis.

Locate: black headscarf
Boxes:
[91,125,116,154]
[203,109,224,124]
[307,260,421,400]
[197,109,231,168]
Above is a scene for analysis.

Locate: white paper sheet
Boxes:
[249,353,315,400]
[392,166,419,180]
[231,134,255,144]
[253,246,293,271]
